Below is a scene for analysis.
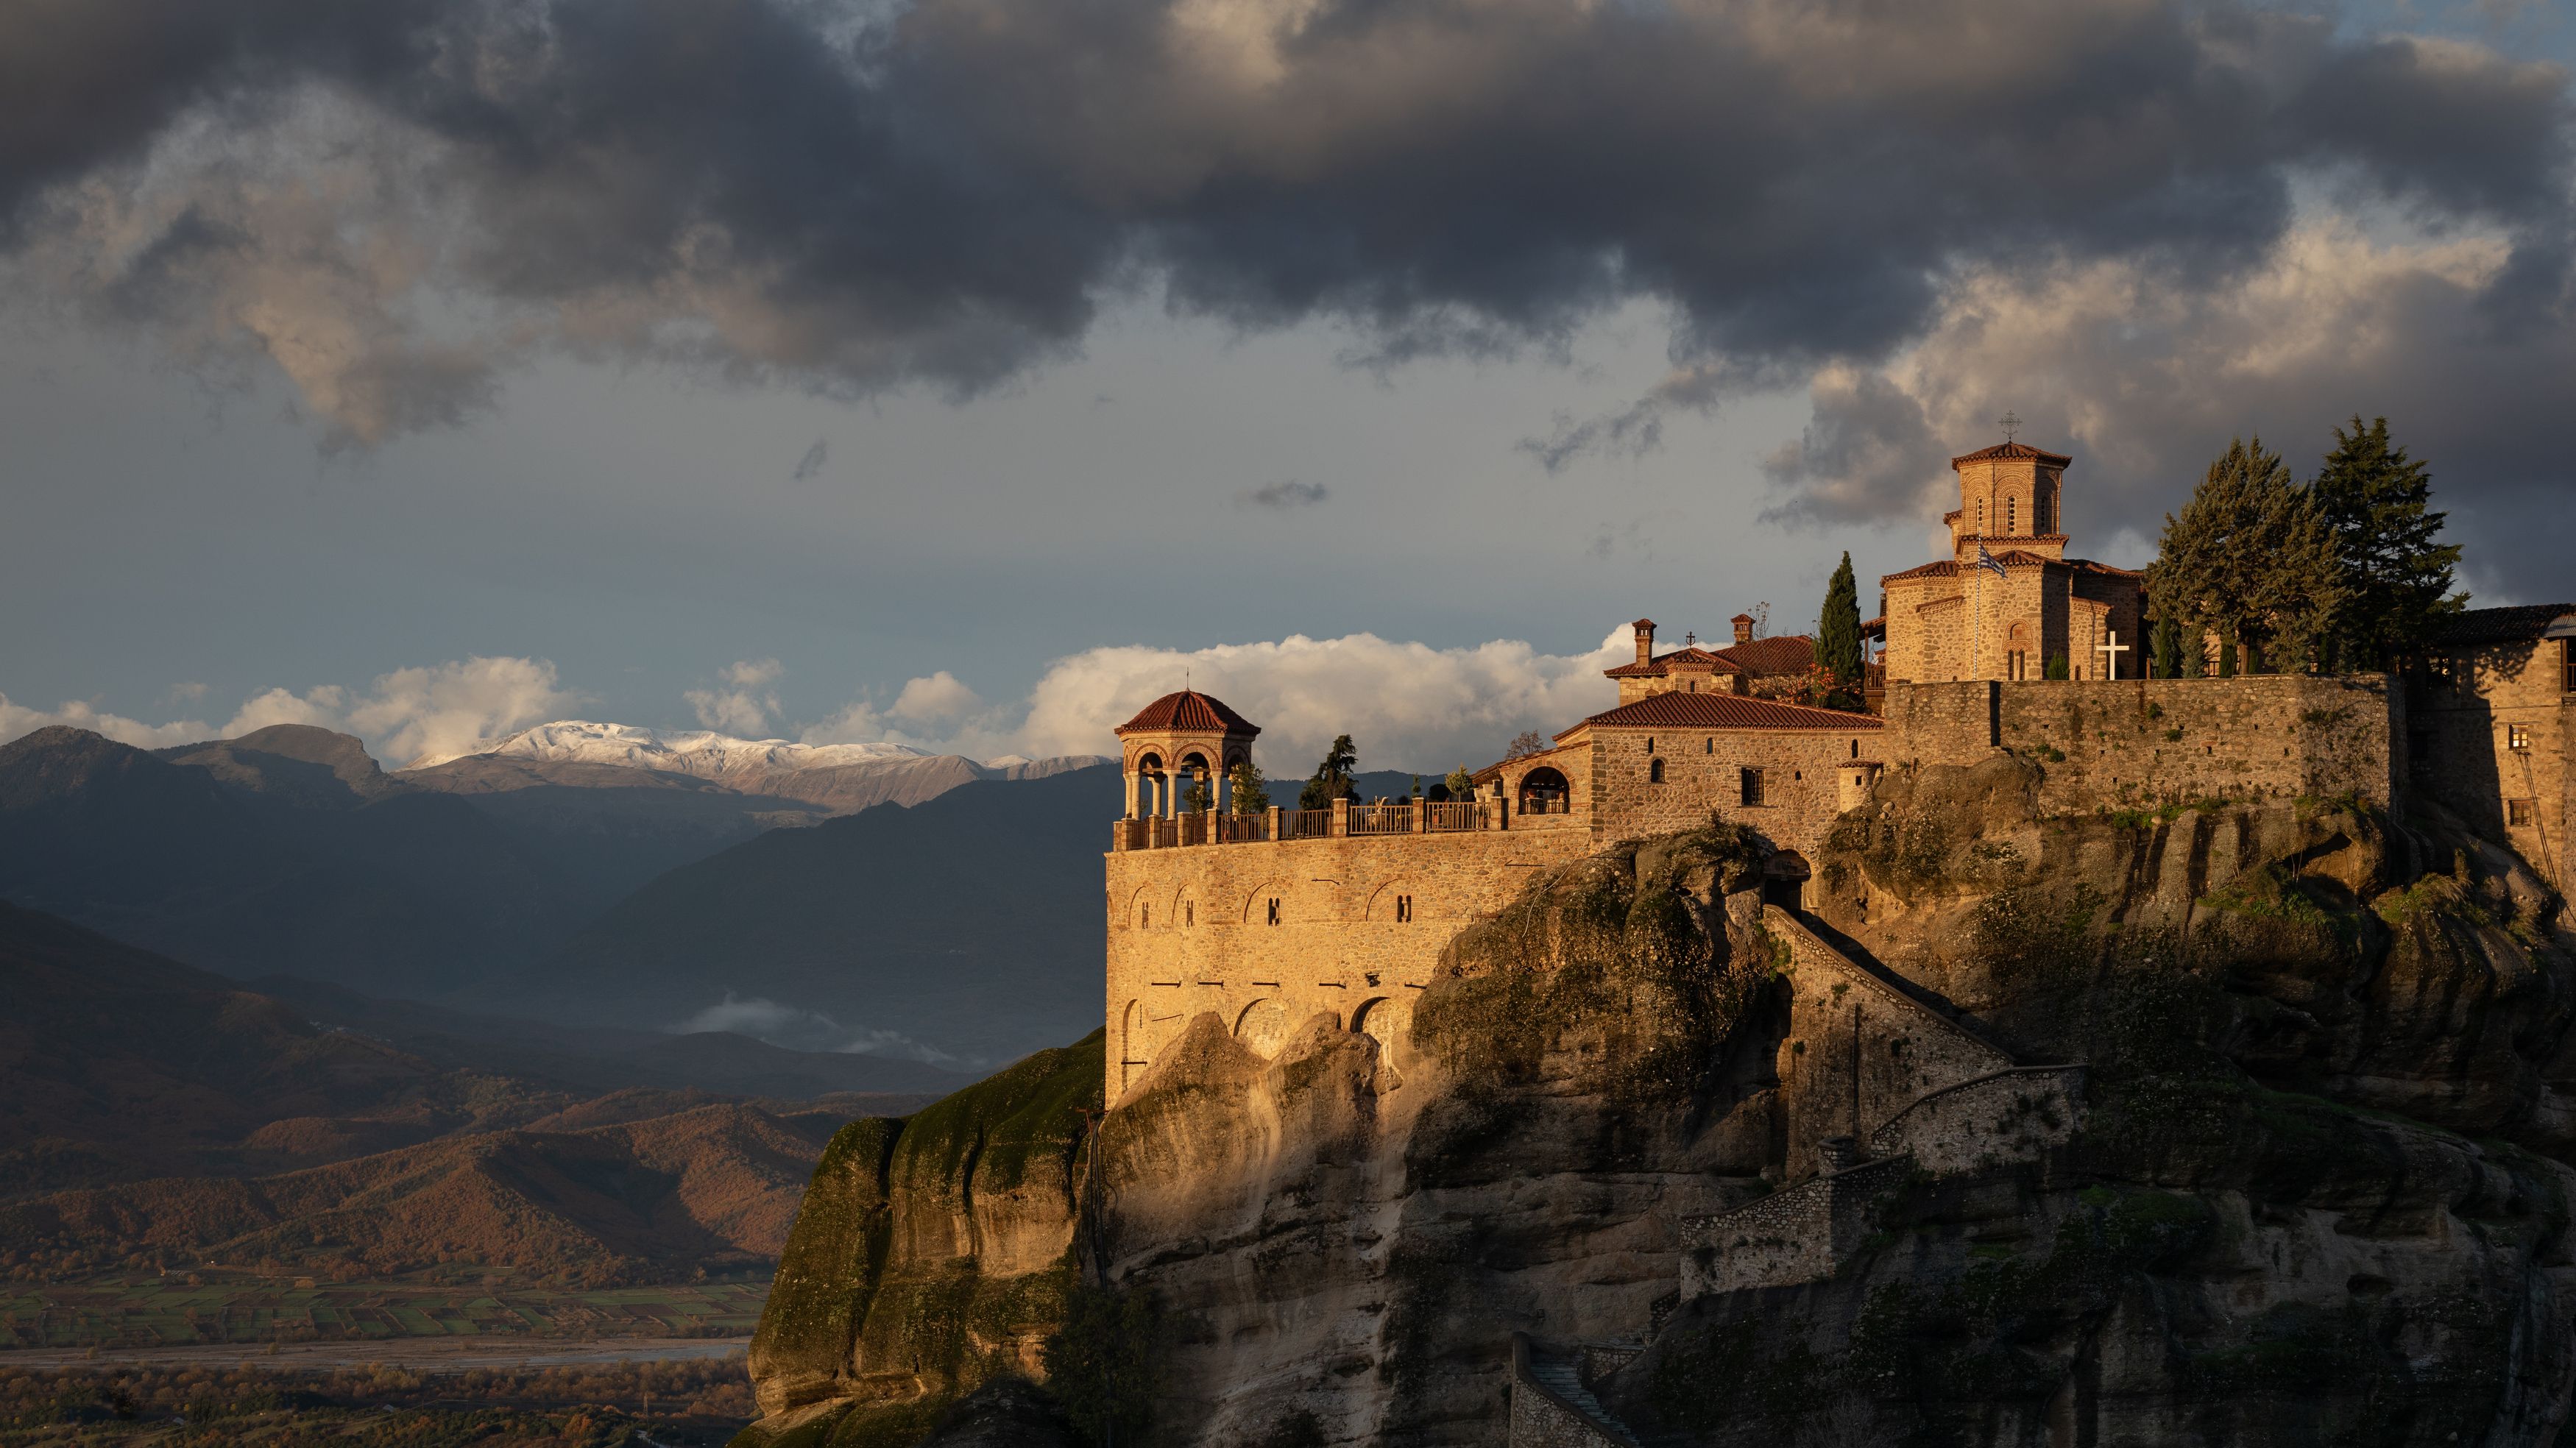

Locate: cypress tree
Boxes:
[2147,436,2342,671]
[2309,416,2463,669]
[1818,552,1864,695]
[2152,615,2184,679]
[1298,734,1359,811]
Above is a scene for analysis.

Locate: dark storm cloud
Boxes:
[2,0,2571,589]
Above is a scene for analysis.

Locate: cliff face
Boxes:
[744,1034,1100,1446]
[740,761,2576,1448]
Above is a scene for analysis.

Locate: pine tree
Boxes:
[2152,615,2184,679]
[2309,416,2463,670]
[1818,552,1864,700]
[2218,630,2237,678]
[1297,734,1358,811]
[2146,437,2343,673]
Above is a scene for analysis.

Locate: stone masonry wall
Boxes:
[1679,1156,1912,1297]
[1767,907,2015,1176]
[1866,1066,2085,1176]
[1102,828,1596,1101]
[1878,675,2399,817]
[2413,637,2572,895]
[1580,724,1880,867]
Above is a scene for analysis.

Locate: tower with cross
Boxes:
[1878,433,2147,684]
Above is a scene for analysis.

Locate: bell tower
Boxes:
[1113,689,1260,820]
[1947,440,2072,562]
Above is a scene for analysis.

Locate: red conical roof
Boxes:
[1114,689,1260,736]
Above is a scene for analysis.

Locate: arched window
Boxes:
[1518,766,1571,815]
[1649,758,1666,784]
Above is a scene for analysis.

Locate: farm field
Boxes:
[0,1280,769,1351]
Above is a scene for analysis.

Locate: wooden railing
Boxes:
[1348,803,1416,834]
[1108,797,1545,851]
[1281,808,1334,840]
[1424,801,1479,832]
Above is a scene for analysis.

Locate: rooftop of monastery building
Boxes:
[2432,603,2576,647]
[1564,690,1883,732]
[1114,688,1260,736]
[1604,615,1817,681]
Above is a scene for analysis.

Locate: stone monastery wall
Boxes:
[1579,725,1875,865]
[1878,675,2401,816]
[1103,827,1596,1100]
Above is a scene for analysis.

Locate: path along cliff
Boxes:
[735,754,2576,1448]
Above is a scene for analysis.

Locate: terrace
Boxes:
[1110,794,1579,852]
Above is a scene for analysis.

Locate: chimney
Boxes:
[1632,618,1657,668]
[1731,613,1755,645]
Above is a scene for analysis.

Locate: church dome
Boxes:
[1114,689,1260,737]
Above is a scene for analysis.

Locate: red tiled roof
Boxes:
[1603,635,1815,678]
[1711,634,1815,675]
[2432,603,2576,646]
[1603,645,1741,678]
[1881,552,2134,583]
[1950,440,2073,466]
[1568,692,1881,734]
[1114,689,1260,736]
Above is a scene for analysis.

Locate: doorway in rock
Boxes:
[1763,851,1812,910]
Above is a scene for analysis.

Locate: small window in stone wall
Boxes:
[1265,898,1281,926]
[1705,738,1714,753]
[2509,723,2531,751]
[2510,799,2535,827]
[1646,737,1655,753]
[1740,767,1764,806]
[1395,894,1414,923]
[2563,638,2575,693]
[1141,905,1151,928]
[1184,901,1195,927]
[1650,758,1666,784]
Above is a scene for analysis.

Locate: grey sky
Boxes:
[2,0,2570,772]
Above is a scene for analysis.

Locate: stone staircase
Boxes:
[1509,1334,1643,1448]
[1504,911,2087,1447]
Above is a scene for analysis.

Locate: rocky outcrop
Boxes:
[742,1034,1100,1441]
[739,765,2576,1447]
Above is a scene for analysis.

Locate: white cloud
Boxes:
[1757,216,2566,572]
[802,628,1631,773]
[344,657,578,767]
[668,992,968,1065]
[684,658,785,736]
[4,656,575,768]
[1014,630,1629,772]
[0,695,212,750]
[889,670,983,725]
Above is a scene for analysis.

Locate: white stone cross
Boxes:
[2095,631,2130,679]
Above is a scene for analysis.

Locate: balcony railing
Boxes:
[1348,803,1416,834]
[1424,800,1479,832]
[1111,795,1568,851]
[1282,808,1334,840]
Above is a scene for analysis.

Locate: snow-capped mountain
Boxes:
[403,720,938,775]
[400,720,1109,817]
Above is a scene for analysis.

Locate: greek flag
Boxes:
[1975,544,2007,578]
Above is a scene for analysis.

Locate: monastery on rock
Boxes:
[1097,437,2574,1102]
